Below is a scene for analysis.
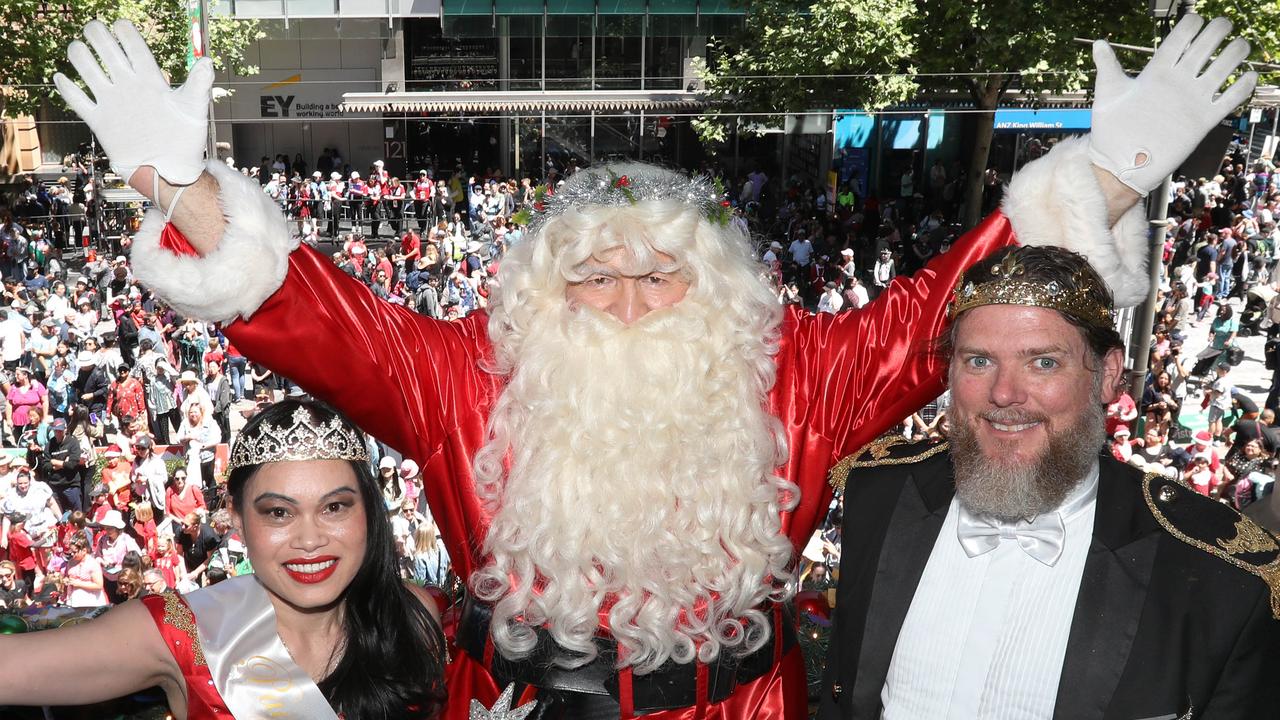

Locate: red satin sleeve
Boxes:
[140,591,233,720]
[774,210,1017,547]
[222,245,500,577]
[152,215,500,579]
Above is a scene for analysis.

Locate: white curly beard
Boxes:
[470,298,796,674]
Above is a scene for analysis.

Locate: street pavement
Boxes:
[1168,295,1272,437]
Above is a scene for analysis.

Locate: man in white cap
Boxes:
[347,171,368,231]
[413,169,436,232]
[367,160,389,237]
[74,349,110,417]
[57,15,1258,718]
[326,170,346,237]
[307,170,326,224]
[838,247,856,285]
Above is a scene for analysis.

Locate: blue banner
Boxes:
[993,108,1091,133]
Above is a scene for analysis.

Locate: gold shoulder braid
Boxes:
[162,590,207,667]
[828,435,949,491]
[1142,473,1280,620]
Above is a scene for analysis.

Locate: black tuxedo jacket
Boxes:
[818,439,1280,720]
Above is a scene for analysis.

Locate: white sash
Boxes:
[183,575,340,720]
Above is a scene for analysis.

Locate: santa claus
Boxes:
[55,16,1254,719]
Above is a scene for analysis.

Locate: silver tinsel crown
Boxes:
[520,162,731,236]
[228,406,371,473]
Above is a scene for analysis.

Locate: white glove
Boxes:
[53,20,213,186]
[1089,14,1257,196]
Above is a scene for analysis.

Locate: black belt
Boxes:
[457,594,797,715]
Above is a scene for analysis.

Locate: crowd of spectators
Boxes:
[0,166,455,609]
[4,136,1275,613]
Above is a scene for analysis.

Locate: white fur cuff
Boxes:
[1001,135,1150,309]
[131,160,299,323]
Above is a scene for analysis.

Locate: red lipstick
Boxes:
[283,556,339,584]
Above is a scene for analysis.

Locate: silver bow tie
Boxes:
[956,507,1066,566]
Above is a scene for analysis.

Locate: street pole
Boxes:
[1128,177,1171,400]
[1126,0,1188,400]
[1273,107,1279,159]
[1246,114,1257,166]
[199,0,217,162]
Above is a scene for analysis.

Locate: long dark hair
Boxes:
[227,399,447,719]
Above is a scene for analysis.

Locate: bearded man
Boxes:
[56,15,1255,719]
[820,245,1280,719]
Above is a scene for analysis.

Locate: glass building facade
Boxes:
[214,0,740,176]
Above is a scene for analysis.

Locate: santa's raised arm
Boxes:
[55,16,1255,719]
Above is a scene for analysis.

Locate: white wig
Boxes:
[472,163,799,673]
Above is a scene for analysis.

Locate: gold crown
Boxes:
[947,253,1114,328]
[228,406,370,473]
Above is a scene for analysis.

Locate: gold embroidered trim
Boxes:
[827,436,949,491]
[1218,517,1280,555]
[162,591,207,667]
[1142,475,1280,620]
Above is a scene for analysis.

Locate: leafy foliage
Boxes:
[700,0,1277,224]
[1,0,264,117]
[700,0,918,118]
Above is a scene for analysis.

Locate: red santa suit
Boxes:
[137,137,1146,720]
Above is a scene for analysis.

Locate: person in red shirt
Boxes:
[87,491,112,524]
[129,501,159,559]
[107,364,146,432]
[399,228,422,274]
[101,445,134,511]
[374,250,395,289]
[163,468,203,529]
[343,235,368,277]
[5,514,36,586]
[412,170,435,232]
[1105,390,1139,437]
[202,337,226,369]
[150,531,186,590]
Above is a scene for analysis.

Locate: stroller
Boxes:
[1187,344,1245,393]
[1239,283,1277,337]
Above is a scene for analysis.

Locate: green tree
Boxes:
[695,0,918,144]
[906,1,1149,226]
[702,1,1275,227]
[1,0,263,119]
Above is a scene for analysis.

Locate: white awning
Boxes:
[340,89,708,114]
[98,187,149,204]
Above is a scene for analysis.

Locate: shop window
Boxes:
[506,15,543,90]
[545,15,592,90]
[594,15,641,90]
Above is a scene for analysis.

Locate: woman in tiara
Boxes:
[0,398,448,720]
